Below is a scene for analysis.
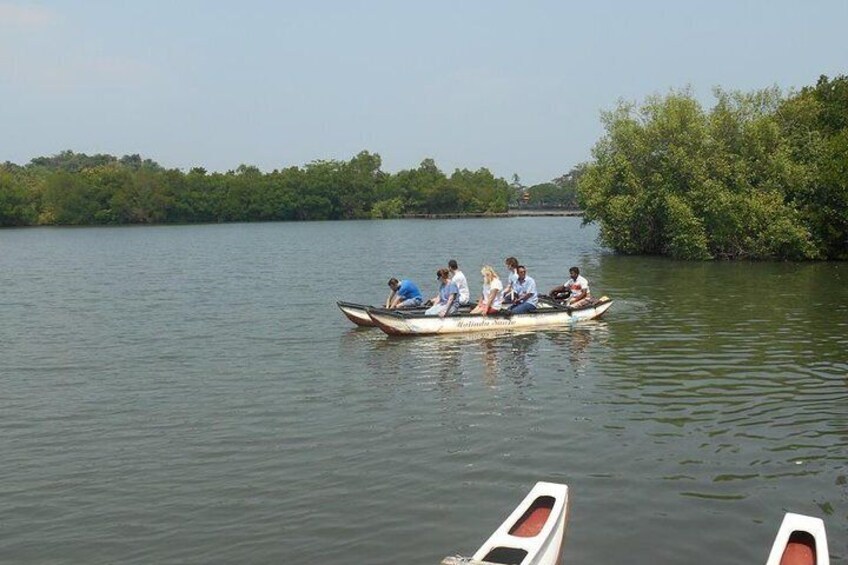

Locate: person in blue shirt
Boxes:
[509,265,538,314]
[425,268,460,318]
[386,277,423,309]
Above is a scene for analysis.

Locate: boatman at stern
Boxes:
[386,277,423,309]
[563,266,591,309]
[509,265,538,314]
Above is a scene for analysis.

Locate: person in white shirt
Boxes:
[550,266,592,308]
[470,265,504,315]
[447,259,471,305]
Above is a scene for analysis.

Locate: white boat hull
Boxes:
[765,512,829,565]
[337,301,377,327]
[442,481,569,565]
[368,298,612,336]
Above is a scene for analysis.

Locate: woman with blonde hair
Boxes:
[471,265,504,316]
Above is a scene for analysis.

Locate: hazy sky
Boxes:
[2,1,846,184]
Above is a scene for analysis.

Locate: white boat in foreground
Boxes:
[441,481,569,565]
[367,297,612,336]
[765,512,829,565]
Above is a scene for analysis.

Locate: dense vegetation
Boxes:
[514,168,582,209]
[0,151,513,226]
[578,75,848,260]
[4,75,845,262]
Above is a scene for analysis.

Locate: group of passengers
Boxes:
[385,258,592,318]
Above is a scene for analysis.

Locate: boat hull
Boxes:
[368,298,612,336]
[765,512,829,565]
[337,301,377,327]
[338,300,480,328]
[442,481,569,565]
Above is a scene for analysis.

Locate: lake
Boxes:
[1,217,845,564]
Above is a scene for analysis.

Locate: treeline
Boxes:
[517,168,583,209]
[578,74,848,260]
[0,151,514,226]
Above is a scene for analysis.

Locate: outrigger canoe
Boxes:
[765,512,829,565]
[366,297,612,336]
[441,481,569,565]
[337,301,382,327]
[337,300,477,327]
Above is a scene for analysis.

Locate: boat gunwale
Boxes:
[368,297,612,321]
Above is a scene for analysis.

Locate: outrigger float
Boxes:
[441,481,569,565]
[765,512,829,565]
[363,297,612,336]
[337,300,478,327]
[337,300,383,327]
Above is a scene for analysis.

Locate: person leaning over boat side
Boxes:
[562,266,592,309]
[425,268,460,318]
[508,265,538,314]
[470,265,504,316]
[502,256,519,303]
[386,277,423,309]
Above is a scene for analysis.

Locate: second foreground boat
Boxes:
[765,512,829,565]
[441,481,569,565]
[367,297,612,335]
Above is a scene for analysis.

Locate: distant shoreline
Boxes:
[0,210,586,229]
[402,209,583,219]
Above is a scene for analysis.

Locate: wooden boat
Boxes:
[441,481,569,565]
[765,512,829,565]
[367,297,612,336]
[337,301,381,327]
[337,300,478,327]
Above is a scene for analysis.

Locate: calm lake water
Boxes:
[1,218,846,564]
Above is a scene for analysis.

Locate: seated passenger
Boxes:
[386,277,423,309]
[470,265,504,316]
[563,266,592,309]
[509,265,538,314]
[448,259,471,305]
[502,256,519,303]
[425,268,460,318]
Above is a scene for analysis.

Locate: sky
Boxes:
[1,1,846,185]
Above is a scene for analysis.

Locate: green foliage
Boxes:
[0,167,39,226]
[371,197,405,219]
[579,78,847,260]
[775,75,848,259]
[0,150,512,227]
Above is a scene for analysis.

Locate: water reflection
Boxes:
[345,324,609,393]
[543,323,608,370]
